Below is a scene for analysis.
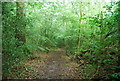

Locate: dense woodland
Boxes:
[2,0,120,79]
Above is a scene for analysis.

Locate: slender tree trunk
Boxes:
[100,11,104,46]
[98,11,105,55]
[77,2,82,50]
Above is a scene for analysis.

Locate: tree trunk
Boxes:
[16,2,26,46]
[16,2,31,54]
[77,2,83,50]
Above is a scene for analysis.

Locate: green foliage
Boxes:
[2,2,31,78]
[2,1,120,79]
[74,1,120,79]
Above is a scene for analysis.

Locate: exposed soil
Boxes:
[20,48,82,79]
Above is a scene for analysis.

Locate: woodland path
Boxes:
[23,48,81,79]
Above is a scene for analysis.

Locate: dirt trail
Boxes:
[24,48,81,79]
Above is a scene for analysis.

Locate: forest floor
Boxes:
[19,48,82,79]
